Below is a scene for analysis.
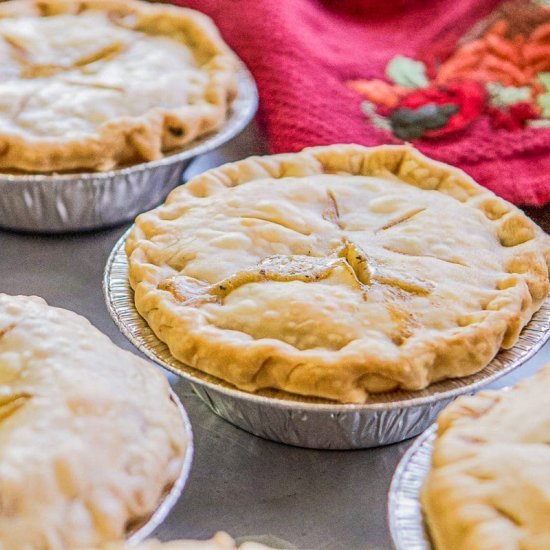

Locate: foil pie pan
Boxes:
[387,425,436,550]
[128,390,194,543]
[0,65,258,233]
[104,231,550,449]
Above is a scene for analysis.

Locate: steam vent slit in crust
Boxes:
[126,144,550,404]
[0,294,188,549]
[422,363,550,550]
[0,0,238,172]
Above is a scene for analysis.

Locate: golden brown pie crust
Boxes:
[0,0,237,172]
[422,364,550,550]
[126,145,550,403]
[0,294,188,548]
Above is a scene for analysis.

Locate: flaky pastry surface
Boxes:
[126,145,550,403]
[0,294,187,549]
[422,363,550,550]
[0,0,237,172]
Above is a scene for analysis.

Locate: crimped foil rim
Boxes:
[104,229,550,412]
[127,390,194,543]
[0,63,258,184]
[387,425,435,550]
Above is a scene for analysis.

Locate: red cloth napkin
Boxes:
[175,0,550,206]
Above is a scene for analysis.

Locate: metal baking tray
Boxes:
[129,390,194,543]
[388,425,435,550]
[104,230,550,449]
[0,65,258,233]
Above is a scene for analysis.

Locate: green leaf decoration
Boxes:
[361,101,392,131]
[527,119,550,128]
[538,72,550,90]
[386,55,429,89]
[389,103,459,140]
[486,83,531,107]
[536,73,550,117]
[537,92,550,117]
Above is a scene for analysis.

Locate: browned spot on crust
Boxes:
[0,323,16,339]
[3,35,30,66]
[65,80,125,92]
[239,215,311,236]
[168,126,184,137]
[74,42,126,67]
[497,214,535,247]
[0,393,31,423]
[383,245,469,268]
[478,198,510,221]
[20,63,67,78]
[75,3,89,15]
[376,207,426,232]
[323,190,343,228]
[493,505,522,527]
[36,1,53,16]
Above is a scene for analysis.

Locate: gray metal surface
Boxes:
[2,124,550,549]
[104,237,550,449]
[0,66,258,233]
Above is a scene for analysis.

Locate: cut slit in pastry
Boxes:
[158,240,433,308]
[126,144,550,403]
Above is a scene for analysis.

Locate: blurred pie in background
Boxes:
[0,0,237,172]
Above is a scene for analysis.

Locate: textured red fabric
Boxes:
[174,0,550,206]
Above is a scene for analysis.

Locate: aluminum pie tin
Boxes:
[0,65,258,233]
[104,230,550,449]
[388,425,436,550]
[127,390,194,543]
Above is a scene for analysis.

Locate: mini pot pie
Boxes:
[96,532,277,549]
[0,294,188,549]
[126,144,550,404]
[0,0,237,172]
[421,364,550,550]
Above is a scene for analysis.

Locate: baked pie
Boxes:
[126,144,550,403]
[0,294,188,548]
[0,0,237,172]
[96,532,276,549]
[421,364,550,550]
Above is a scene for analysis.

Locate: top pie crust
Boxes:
[0,0,237,172]
[0,294,187,549]
[126,144,550,404]
[421,363,550,550]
